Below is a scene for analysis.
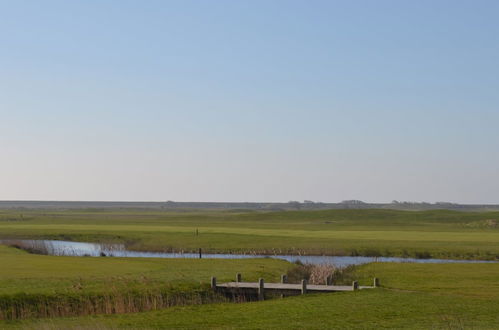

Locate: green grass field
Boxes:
[2,208,499,328]
[1,208,499,259]
[5,262,499,329]
[0,245,291,321]
[0,245,291,295]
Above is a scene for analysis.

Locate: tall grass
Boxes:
[309,264,336,284]
[0,285,226,320]
[285,261,363,286]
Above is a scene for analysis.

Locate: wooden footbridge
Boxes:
[211,273,379,300]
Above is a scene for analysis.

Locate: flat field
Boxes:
[1,208,499,259]
[0,245,291,295]
[2,207,499,328]
[0,245,291,322]
[6,262,499,329]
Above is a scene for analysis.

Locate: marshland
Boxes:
[1,208,499,328]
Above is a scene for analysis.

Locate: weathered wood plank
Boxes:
[216,282,359,292]
[214,275,378,296]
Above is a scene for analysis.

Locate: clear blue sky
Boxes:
[1,0,498,203]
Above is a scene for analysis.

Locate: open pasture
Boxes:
[1,208,499,259]
[0,245,291,295]
[6,262,499,329]
[0,245,291,320]
[2,208,499,328]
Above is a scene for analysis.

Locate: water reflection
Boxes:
[1,239,496,268]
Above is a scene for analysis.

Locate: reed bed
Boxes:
[0,286,226,320]
[286,262,358,285]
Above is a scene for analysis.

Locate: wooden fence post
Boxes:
[236,273,242,282]
[279,274,288,298]
[258,278,265,300]
[211,277,217,291]
[373,278,379,287]
[301,279,307,294]
[352,281,358,291]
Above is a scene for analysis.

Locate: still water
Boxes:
[2,239,496,268]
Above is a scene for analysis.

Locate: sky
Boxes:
[1,0,498,203]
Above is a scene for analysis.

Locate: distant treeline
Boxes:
[1,200,499,212]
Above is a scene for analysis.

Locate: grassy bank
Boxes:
[5,262,499,329]
[1,208,499,259]
[0,245,291,320]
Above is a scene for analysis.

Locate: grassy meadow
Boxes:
[0,245,291,320]
[2,207,499,328]
[1,208,499,259]
[5,262,499,329]
[0,245,292,295]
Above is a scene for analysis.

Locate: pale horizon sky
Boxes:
[1,0,499,204]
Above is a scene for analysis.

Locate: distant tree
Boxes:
[435,201,456,206]
[340,200,366,205]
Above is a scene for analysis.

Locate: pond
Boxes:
[2,239,496,268]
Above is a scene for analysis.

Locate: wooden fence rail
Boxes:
[211,274,379,300]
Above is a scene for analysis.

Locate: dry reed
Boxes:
[0,286,227,321]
